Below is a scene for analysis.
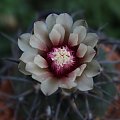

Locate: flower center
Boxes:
[50,47,74,67]
[47,46,75,76]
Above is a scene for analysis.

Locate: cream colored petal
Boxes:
[46,14,58,31]
[19,33,30,42]
[68,68,80,81]
[18,61,31,75]
[61,68,80,82]
[20,51,37,63]
[77,43,87,58]
[34,21,48,40]
[83,33,98,47]
[85,60,102,77]
[34,55,48,68]
[68,33,78,46]
[60,81,77,89]
[41,79,59,96]
[49,28,61,45]
[32,71,51,83]
[59,68,79,89]
[73,26,87,43]
[18,33,35,52]
[53,24,65,43]
[73,20,88,30]
[83,46,96,62]
[76,73,93,91]
[77,64,87,76]
[56,13,73,31]
[30,35,47,51]
[25,62,45,75]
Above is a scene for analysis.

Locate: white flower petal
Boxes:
[76,73,93,91]
[77,43,87,58]
[49,28,61,45]
[59,68,79,89]
[46,14,58,31]
[73,20,88,30]
[30,35,47,51]
[83,33,98,47]
[25,62,45,75]
[20,51,37,63]
[61,68,80,82]
[53,24,65,43]
[60,81,77,89]
[32,71,51,83]
[18,61,31,75]
[83,46,96,62]
[68,68,80,81]
[73,26,87,43]
[68,33,78,46]
[78,64,87,76]
[85,60,102,77]
[34,55,48,68]
[18,33,35,52]
[56,13,73,31]
[34,21,48,41]
[41,79,59,96]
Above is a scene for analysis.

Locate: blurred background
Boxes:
[0,0,120,120]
